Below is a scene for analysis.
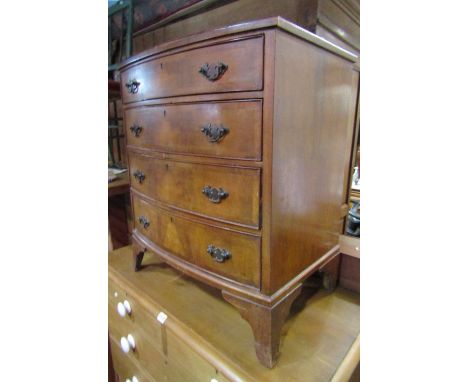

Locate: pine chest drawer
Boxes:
[109,279,202,381]
[109,270,232,382]
[109,336,154,382]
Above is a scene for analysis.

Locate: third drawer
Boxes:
[129,154,261,228]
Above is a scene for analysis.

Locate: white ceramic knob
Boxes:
[123,300,132,314]
[127,334,136,350]
[120,335,136,353]
[120,336,130,353]
[126,379,131,382]
[117,302,126,317]
[132,377,139,382]
[210,379,219,382]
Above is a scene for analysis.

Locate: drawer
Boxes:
[133,196,261,288]
[109,331,191,382]
[110,333,230,382]
[109,336,154,382]
[125,100,262,161]
[109,279,231,382]
[129,155,261,228]
[121,35,264,103]
[108,288,192,381]
[108,278,163,350]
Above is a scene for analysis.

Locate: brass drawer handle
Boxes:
[133,170,145,184]
[207,244,231,263]
[201,123,229,143]
[125,79,140,94]
[199,62,228,81]
[129,125,143,137]
[138,216,150,229]
[202,186,228,203]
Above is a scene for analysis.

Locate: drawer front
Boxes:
[133,196,261,288]
[108,284,191,381]
[125,100,262,160]
[110,333,229,382]
[108,278,163,350]
[121,35,264,103]
[162,325,232,382]
[109,279,230,382]
[109,331,190,382]
[109,336,154,382]
[129,156,261,228]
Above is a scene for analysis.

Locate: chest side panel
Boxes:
[266,30,359,293]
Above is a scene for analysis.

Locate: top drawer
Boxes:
[121,35,264,103]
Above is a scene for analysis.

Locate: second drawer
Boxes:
[129,155,261,228]
[125,100,263,161]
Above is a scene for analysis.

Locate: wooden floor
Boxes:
[109,247,360,381]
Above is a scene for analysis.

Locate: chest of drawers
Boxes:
[119,17,358,368]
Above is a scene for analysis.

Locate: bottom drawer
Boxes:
[109,335,154,382]
[133,195,261,287]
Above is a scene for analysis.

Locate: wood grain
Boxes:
[121,35,264,103]
[109,331,193,382]
[129,154,261,228]
[109,246,360,381]
[330,334,360,382]
[133,0,319,49]
[132,194,261,288]
[125,100,263,160]
[339,234,360,258]
[339,254,360,293]
[109,264,233,382]
[317,0,360,51]
[109,336,155,382]
[125,16,356,66]
[222,285,303,368]
[265,29,359,294]
[119,19,359,367]
[108,193,130,250]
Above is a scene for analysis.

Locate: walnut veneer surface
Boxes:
[119,17,359,367]
[109,246,360,382]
